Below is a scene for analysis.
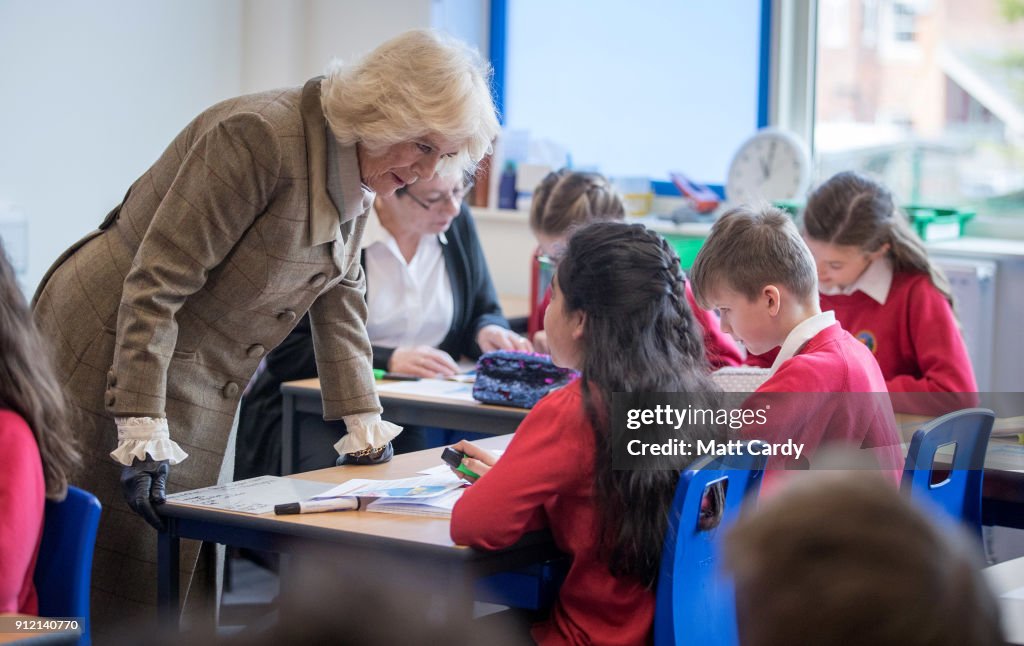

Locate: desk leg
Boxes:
[282,390,297,476]
[157,519,180,629]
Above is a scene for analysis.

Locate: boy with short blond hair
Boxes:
[690,205,902,481]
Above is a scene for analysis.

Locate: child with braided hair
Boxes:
[450,221,724,644]
[527,168,743,368]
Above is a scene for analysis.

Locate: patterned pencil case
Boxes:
[472,350,579,409]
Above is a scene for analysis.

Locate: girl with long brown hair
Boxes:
[0,240,79,614]
[802,170,977,414]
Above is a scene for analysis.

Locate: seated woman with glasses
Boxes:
[235,173,531,477]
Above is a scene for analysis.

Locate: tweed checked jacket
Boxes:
[32,78,379,623]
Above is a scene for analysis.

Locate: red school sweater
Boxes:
[451,380,655,646]
[743,324,904,486]
[0,409,46,615]
[820,271,978,414]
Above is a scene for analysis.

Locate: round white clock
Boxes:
[725,128,811,206]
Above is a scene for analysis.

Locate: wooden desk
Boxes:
[281,378,528,475]
[157,436,545,629]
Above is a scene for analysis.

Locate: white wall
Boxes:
[0,0,244,292]
[1,0,455,294]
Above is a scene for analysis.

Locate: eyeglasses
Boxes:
[402,180,474,210]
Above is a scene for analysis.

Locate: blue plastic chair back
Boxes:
[900,408,994,538]
[34,485,102,646]
[654,442,768,646]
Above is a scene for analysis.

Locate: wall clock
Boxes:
[725,128,811,206]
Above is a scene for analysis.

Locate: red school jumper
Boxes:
[0,409,46,615]
[451,380,655,645]
[743,324,905,487]
[820,271,978,415]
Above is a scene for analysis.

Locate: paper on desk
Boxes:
[375,379,477,403]
[165,476,335,515]
[318,473,464,500]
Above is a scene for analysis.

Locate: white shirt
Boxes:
[770,310,838,375]
[362,210,454,349]
[819,256,894,305]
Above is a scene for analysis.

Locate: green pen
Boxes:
[441,447,480,479]
[373,368,420,381]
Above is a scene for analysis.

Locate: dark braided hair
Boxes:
[555,221,723,587]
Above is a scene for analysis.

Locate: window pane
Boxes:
[504,0,763,184]
[814,0,1024,217]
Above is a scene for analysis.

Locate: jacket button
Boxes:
[107,370,117,387]
[309,273,327,288]
[106,391,116,407]
[223,382,240,399]
[277,309,297,323]
[248,344,266,359]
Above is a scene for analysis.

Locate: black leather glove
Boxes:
[336,442,394,466]
[120,457,170,531]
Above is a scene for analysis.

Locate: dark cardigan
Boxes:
[234,204,508,479]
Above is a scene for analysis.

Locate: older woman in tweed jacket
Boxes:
[32,29,499,631]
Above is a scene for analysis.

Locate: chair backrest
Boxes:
[34,485,102,646]
[900,407,994,538]
[654,442,768,646]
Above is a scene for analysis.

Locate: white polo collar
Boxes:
[821,256,894,305]
[770,310,838,374]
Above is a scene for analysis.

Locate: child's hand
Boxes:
[449,439,499,482]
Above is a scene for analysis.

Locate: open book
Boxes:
[309,474,467,519]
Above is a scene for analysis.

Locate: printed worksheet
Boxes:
[165,476,335,514]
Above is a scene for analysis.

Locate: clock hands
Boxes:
[760,139,778,180]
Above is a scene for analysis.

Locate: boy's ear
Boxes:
[763,285,782,317]
[571,311,587,340]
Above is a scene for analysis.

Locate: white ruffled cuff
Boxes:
[109,417,189,466]
[333,413,403,456]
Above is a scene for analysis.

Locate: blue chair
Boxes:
[654,442,768,646]
[901,407,994,538]
[34,485,102,646]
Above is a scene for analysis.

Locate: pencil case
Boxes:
[472,350,578,409]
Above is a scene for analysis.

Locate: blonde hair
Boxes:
[803,171,954,306]
[320,29,500,178]
[690,204,818,308]
[529,169,626,236]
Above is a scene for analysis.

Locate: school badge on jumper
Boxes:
[855,330,877,354]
